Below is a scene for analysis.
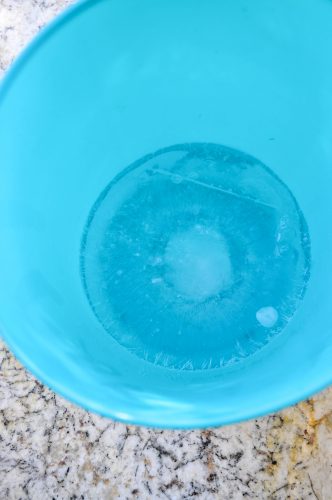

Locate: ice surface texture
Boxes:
[81,143,310,370]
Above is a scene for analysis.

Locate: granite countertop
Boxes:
[0,2,332,499]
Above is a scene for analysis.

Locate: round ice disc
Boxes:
[81,143,310,370]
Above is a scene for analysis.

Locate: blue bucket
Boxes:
[0,0,331,428]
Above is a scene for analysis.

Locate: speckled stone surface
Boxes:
[0,2,332,499]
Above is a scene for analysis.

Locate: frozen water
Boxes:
[256,306,279,328]
[81,143,310,370]
[164,226,233,302]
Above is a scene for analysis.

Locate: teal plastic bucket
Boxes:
[0,0,331,428]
